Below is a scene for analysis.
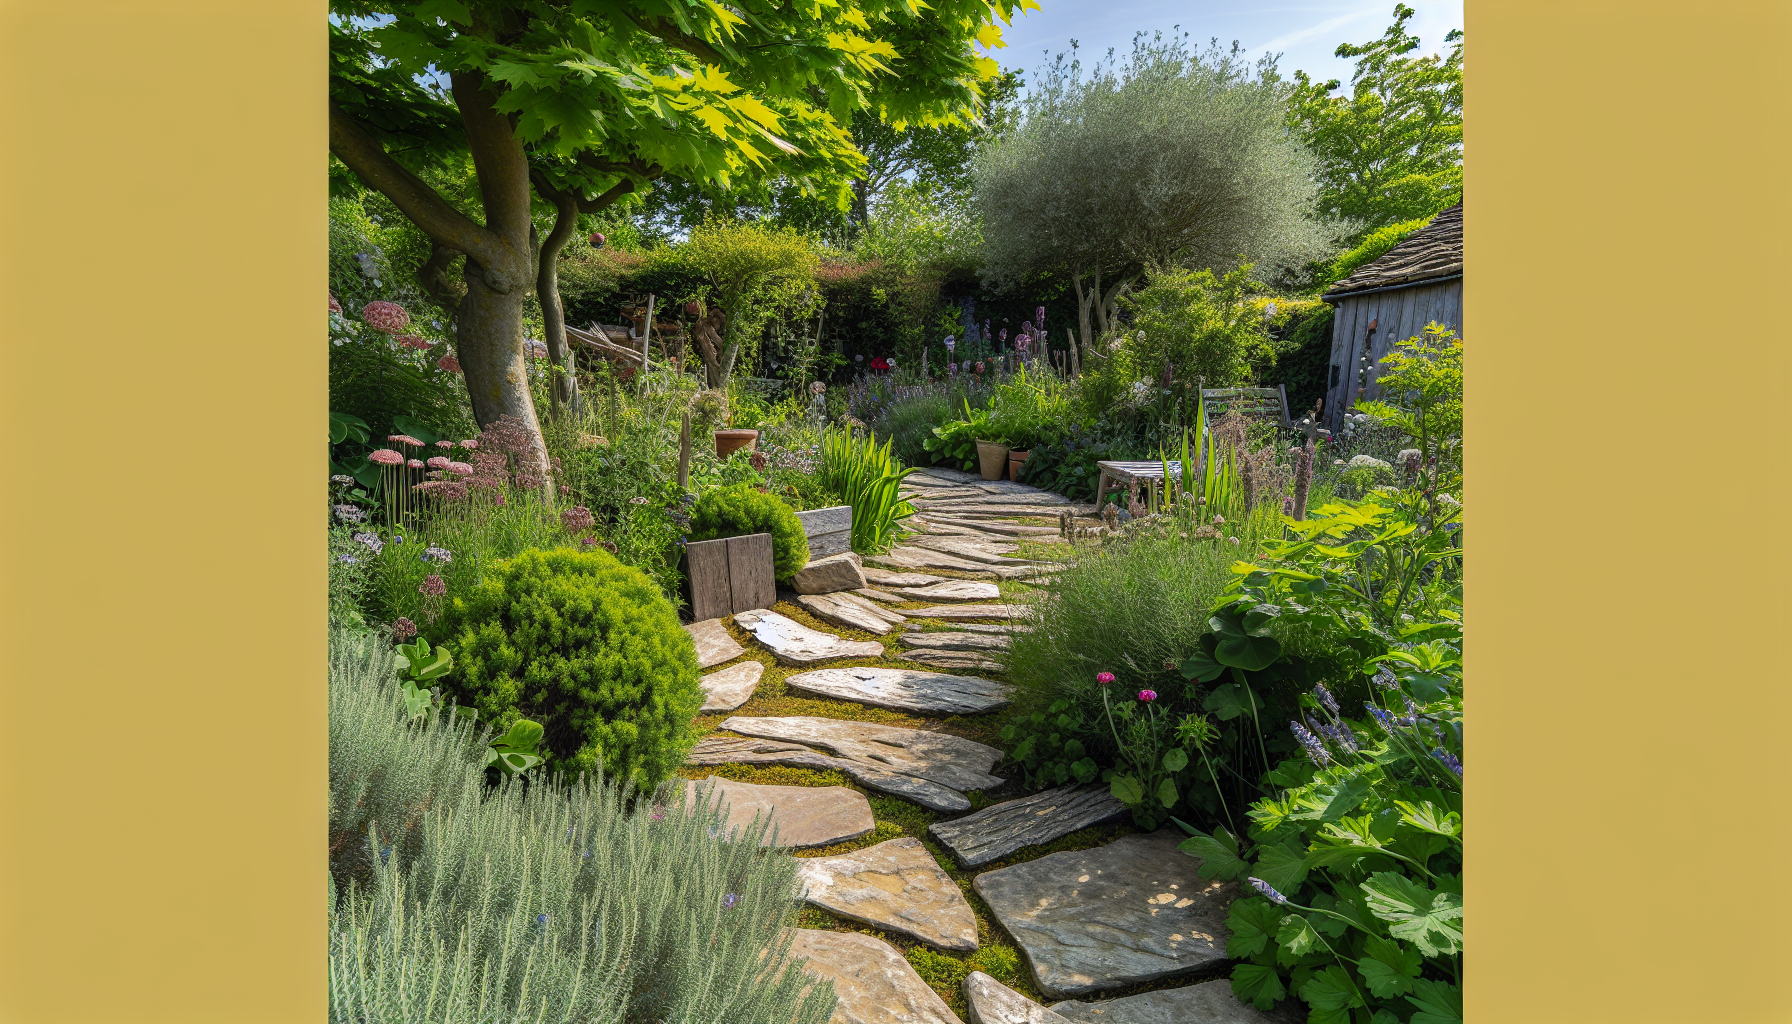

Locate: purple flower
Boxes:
[1313,684,1339,716]
[1431,748,1463,778]
[1373,665,1400,690]
[1290,720,1332,765]
[420,574,446,597]
[334,504,365,522]
[1324,720,1359,753]
[423,546,452,564]
[337,554,359,565]
[1366,703,1397,732]
[392,617,417,640]
[722,893,738,910]
[1249,877,1289,905]
[353,532,383,554]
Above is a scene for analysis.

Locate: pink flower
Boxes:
[1138,690,1157,702]
[329,293,342,314]
[397,335,432,350]
[427,456,450,469]
[413,481,469,500]
[434,440,453,449]
[1096,672,1115,686]
[437,354,462,373]
[388,435,424,447]
[420,574,446,597]
[561,505,596,531]
[459,440,478,449]
[515,474,542,490]
[446,461,474,476]
[407,459,424,469]
[391,617,417,639]
[361,301,410,333]
[367,449,404,466]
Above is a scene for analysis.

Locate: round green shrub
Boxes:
[429,547,703,789]
[687,483,810,581]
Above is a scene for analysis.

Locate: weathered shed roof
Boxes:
[1324,203,1463,298]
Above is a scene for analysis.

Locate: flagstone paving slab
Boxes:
[734,609,885,665]
[972,830,1236,999]
[787,929,965,1024]
[698,660,764,712]
[928,785,1128,868]
[1049,980,1300,1024]
[794,552,870,594]
[798,592,904,635]
[963,972,1076,1024]
[901,631,1011,653]
[784,666,1013,715]
[896,580,1005,603]
[718,717,1004,794]
[686,617,746,668]
[855,587,908,604]
[904,604,1030,622]
[686,776,873,849]
[898,650,1007,673]
[796,838,980,951]
[688,736,978,812]
[863,568,951,588]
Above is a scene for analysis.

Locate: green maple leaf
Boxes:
[1202,682,1262,721]
[1274,913,1324,963]
[1252,841,1310,897]
[1298,964,1366,1013]
[1225,896,1285,958]
[1230,963,1286,1011]
[1357,934,1423,997]
[1360,872,1463,956]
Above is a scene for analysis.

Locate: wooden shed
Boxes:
[1320,203,1462,431]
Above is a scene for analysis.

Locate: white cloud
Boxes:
[1254,5,1382,55]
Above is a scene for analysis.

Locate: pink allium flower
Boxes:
[1138,690,1158,702]
[437,354,462,373]
[419,574,446,597]
[329,293,342,314]
[446,461,474,476]
[427,456,450,469]
[407,459,424,469]
[361,301,410,333]
[391,617,417,639]
[1096,672,1115,685]
[367,449,404,466]
[388,435,424,447]
[460,439,478,449]
[561,505,596,531]
[412,481,469,500]
[396,335,431,350]
[435,440,453,449]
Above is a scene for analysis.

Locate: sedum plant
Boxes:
[328,627,836,1024]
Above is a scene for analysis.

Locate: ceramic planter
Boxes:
[975,440,1009,481]
[715,429,759,460]
[1007,449,1031,482]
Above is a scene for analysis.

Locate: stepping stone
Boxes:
[912,492,1070,507]
[902,631,1011,653]
[690,735,978,812]
[874,547,1002,576]
[718,716,1003,796]
[863,568,950,588]
[794,551,869,595]
[733,609,884,665]
[798,592,906,635]
[905,604,1029,622]
[855,587,908,604]
[685,618,745,668]
[927,519,1062,538]
[898,580,1004,603]
[785,666,1013,715]
[1049,980,1299,1024]
[908,466,981,484]
[972,831,1236,999]
[928,785,1127,868]
[786,929,963,1024]
[685,776,873,849]
[964,971,1075,1024]
[908,536,1053,566]
[917,621,1031,635]
[698,660,764,712]
[899,649,1006,673]
[796,838,980,951]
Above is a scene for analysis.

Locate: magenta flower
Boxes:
[420,574,446,597]
[1096,672,1115,686]
[561,505,596,531]
[434,439,454,449]
[446,461,474,476]
[361,301,410,333]
[397,335,432,350]
[1138,690,1158,702]
[367,449,404,466]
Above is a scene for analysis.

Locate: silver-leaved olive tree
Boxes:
[329,0,1031,470]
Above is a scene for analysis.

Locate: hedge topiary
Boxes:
[687,483,810,581]
[429,547,703,789]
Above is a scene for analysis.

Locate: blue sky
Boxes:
[980,0,1463,90]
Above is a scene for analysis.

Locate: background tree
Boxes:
[1287,4,1464,242]
[976,33,1334,359]
[679,221,821,388]
[328,0,1025,470]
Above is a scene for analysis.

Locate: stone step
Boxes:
[698,660,764,712]
[964,971,1075,1024]
[1050,979,1301,1024]
[855,586,908,604]
[923,518,1063,538]
[895,580,1004,603]
[907,466,982,485]
[797,838,981,952]
[733,609,885,665]
[792,551,868,595]
[863,567,951,588]
[902,631,1011,653]
[874,548,1048,580]
[973,830,1237,1000]
[689,736,976,812]
[907,533,1023,556]
[685,776,873,849]
[797,591,906,635]
[685,617,745,669]
[905,604,1030,622]
[787,929,965,1024]
[913,621,1030,635]
[784,666,1013,715]
[715,716,1003,796]
[899,650,1007,673]
[928,785,1127,869]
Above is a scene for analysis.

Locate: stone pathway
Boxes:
[788,929,964,1024]
[904,604,1031,622]
[685,775,874,849]
[785,666,1014,715]
[686,617,745,668]
[929,785,1128,868]
[1049,980,1302,1024]
[798,591,908,634]
[698,660,764,712]
[734,608,886,664]
[797,838,980,951]
[963,972,1075,1024]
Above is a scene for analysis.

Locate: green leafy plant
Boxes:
[429,547,704,788]
[485,719,545,777]
[1093,679,1233,834]
[687,483,811,582]
[1354,323,1464,482]
[921,398,998,470]
[393,637,453,720]
[817,428,918,553]
[998,698,1102,790]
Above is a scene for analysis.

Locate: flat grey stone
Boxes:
[785,666,1013,715]
[685,776,873,849]
[686,617,745,668]
[797,838,980,951]
[908,467,981,484]
[909,533,1022,555]
[794,551,869,594]
[905,604,1029,622]
[699,660,764,712]
[925,519,1062,538]
[911,492,1070,507]
[1050,980,1300,1024]
[798,592,901,635]
[973,831,1236,999]
[688,736,975,812]
[898,580,1004,603]
[928,785,1127,868]
[734,609,885,665]
[873,548,1001,576]
[719,716,1004,795]
[787,929,963,1024]
[964,971,1075,1024]
[902,631,1011,653]
[855,587,908,604]
[921,622,1029,635]
[797,505,853,559]
[899,650,1006,673]
[863,568,950,588]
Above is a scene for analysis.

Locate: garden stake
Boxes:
[638,294,656,396]
[676,410,691,490]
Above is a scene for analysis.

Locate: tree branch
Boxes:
[451,69,534,259]
[622,13,727,65]
[329,105,506,267]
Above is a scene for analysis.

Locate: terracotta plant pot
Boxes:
[715,429,759,460]
[975,440,1009,481]
[1007,449,1030,482]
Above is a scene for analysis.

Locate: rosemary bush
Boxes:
[328,627,837,1024]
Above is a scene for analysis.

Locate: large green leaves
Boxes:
[1360,872,1463,956]
[1176,823,1249,882]
[1357,934,1423,998]
[1209,603,1283,671]
[1406,979,1463,1024]
[1224,896,1285,959]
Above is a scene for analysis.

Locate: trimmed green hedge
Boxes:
[687,483,811,581]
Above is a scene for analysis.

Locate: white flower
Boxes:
[1346,455,1391,470]
[1397,449,1422,464]
[1437,493,1462,508]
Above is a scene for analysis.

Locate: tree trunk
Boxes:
[1073,266,1096,354]
[455,261,546,471]
[536,192,583,418]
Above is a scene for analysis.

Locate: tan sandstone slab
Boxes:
[963,971,1075,1024]
[734,609,885,665]
[902,631,1011,653]
[929,785,1128,869]
[797,838,979,951]
[863,568,950,588]
[799,592,902,635]
[785,666,1012,715]
[699,659,764,712]
[897,580,1004,603]
[789,929,965,1024]
[855,587,907,604]
[686,776,872,849]
[794,551,869,595]
[904,604,1029,622]
[686,617,745,668]
[899,650,1006,673]
[721,716,1003,793]
[1049,980,1301,1024]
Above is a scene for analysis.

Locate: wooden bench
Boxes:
[1094,460,1185,510]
